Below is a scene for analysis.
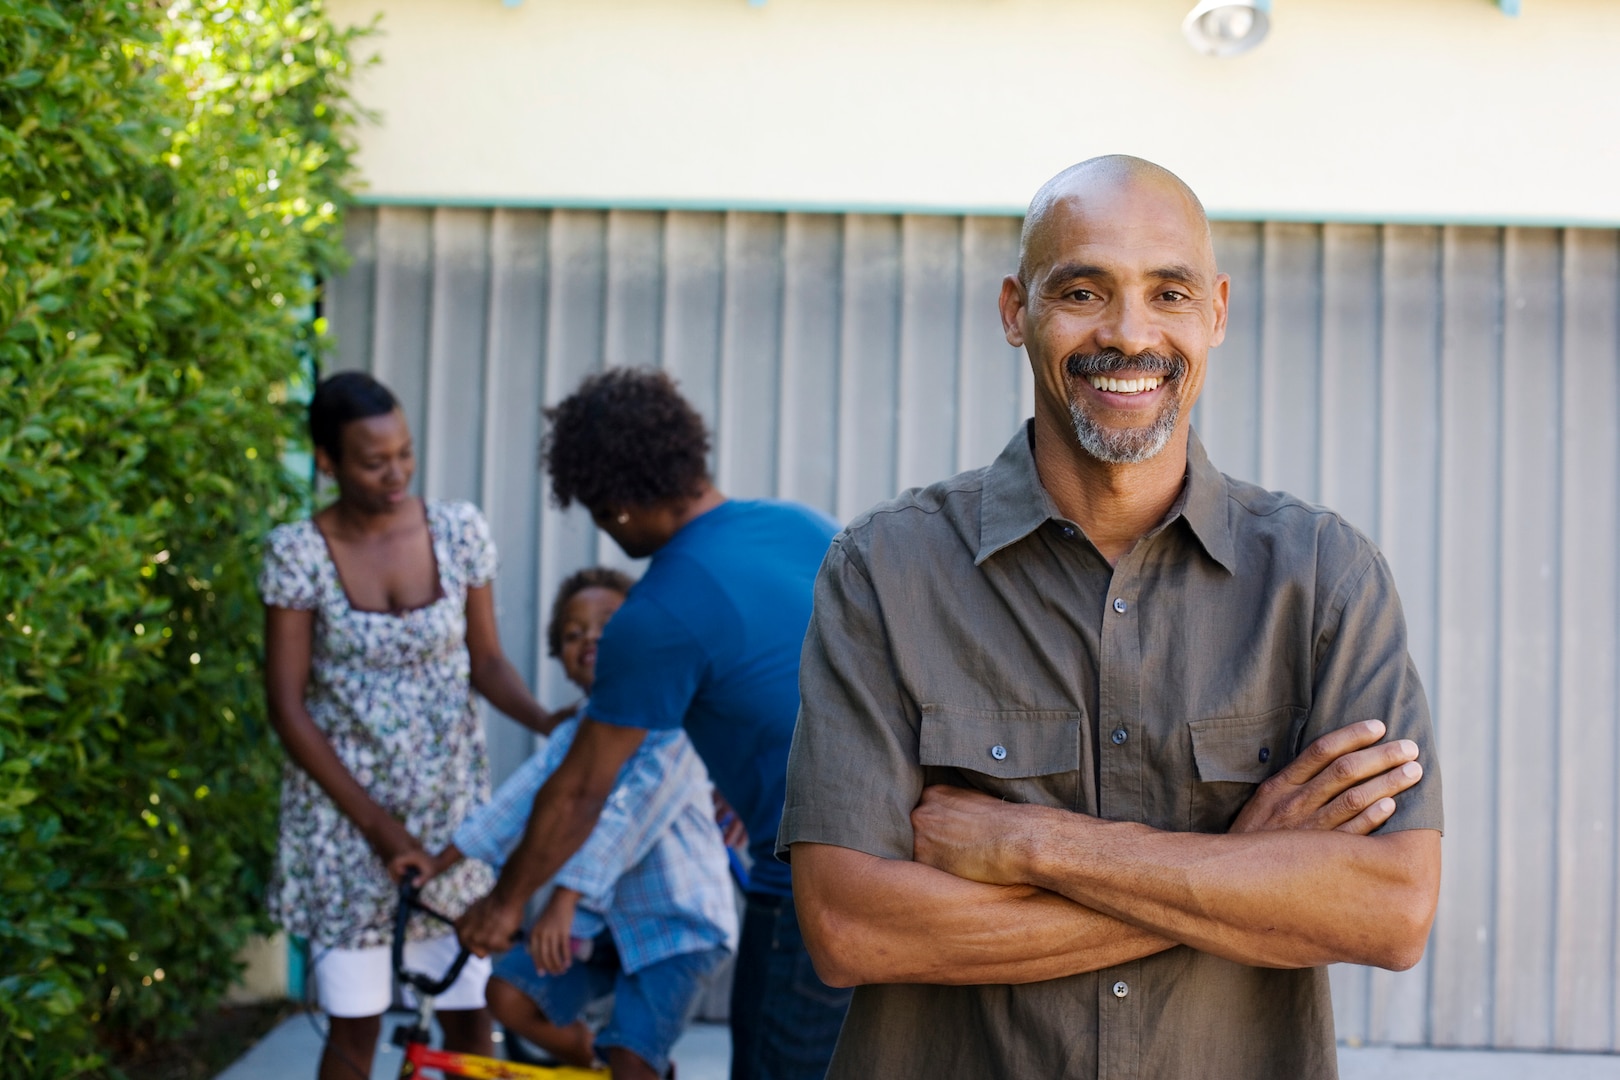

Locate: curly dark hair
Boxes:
[541,368,712,510]
[546,566,635,658]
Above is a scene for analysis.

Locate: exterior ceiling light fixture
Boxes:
[1182,0,1271,57]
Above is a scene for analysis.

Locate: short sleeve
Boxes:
[1307,548,1444,835]
[776,537,924,863]
[456,502,499,588]
[258,524,319,610]
[586,595,706,733]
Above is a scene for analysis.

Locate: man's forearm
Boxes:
[792,843,1172,988]
[1012,812,1439,970]
[488,773,610,909]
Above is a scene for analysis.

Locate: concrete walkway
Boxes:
[217,1014,1620,1080]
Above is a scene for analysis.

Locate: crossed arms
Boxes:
[787,538,1441,989]
[793,720,1439,988]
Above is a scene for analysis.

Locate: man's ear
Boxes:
[314,445,336,478]
[1209,272,1230,349]
[999,275,1028,347]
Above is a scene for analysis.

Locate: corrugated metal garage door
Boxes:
[325,205,1620,1053]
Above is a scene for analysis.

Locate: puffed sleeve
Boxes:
[258,524,319,610]
[458,503,499,588]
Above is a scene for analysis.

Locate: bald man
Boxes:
[778,156,1442,1080]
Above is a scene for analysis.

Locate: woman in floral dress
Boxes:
[260,371,556,1080]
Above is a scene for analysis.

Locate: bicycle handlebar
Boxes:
[393,871,474,997]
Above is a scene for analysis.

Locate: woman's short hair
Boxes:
[541,368,711,511]
[546,567,635,658]
[309,371,399,461]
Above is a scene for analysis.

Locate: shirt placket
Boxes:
[1097,557,1143,1080]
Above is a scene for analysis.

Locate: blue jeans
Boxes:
[493,936,728,1076]
[729,892,852,1080]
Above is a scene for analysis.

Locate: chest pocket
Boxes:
[918,704,1083,810]
[1187,706,1307,832]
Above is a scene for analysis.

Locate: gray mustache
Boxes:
[1065,350,1187,379]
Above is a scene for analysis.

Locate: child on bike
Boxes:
[393,568,739,1080]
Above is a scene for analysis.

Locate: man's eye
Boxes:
[1068,289,1097,302]
[1160,290,1188,302]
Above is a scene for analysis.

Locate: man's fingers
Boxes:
[1290,738,1419,811]
[1231,724,1425,835]
[1274,720,1386,787]
[1335,796,1399,835]
[1318,760,1422,831]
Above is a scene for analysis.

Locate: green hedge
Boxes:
[0,2,366,1074]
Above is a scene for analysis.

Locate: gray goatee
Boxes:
[1064,350,1186,465]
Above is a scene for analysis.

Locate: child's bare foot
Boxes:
[554,1020,595,1068]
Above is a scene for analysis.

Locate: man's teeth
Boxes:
[1087,375,1163,394]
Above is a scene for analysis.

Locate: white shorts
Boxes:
[312,934,493,1018]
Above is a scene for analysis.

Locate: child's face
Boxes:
[558,586,624,691]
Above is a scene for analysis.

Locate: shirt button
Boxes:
[1113,980,1129,998]
[1059,524,1077,539]
[1113,598,1128,614]
[1259,746,1271,764]
[1111,728,1128,746]
[990,745,1007,761]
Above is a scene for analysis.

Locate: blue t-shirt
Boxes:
[587,499,838,897]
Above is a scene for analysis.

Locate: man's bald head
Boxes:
[1017,156,1213,286]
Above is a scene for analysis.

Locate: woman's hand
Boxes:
[362,812,423,868]
[389,842,464,885]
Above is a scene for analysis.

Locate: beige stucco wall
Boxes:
[327,0,1620,224]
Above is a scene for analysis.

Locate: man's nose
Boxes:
[1093,293,1161,357]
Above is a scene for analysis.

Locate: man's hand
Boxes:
[1229,719,1422,835]
[912,785,1044,886]
[455,892,525,958]
[529,887,581,975]
[914,719,1425,884]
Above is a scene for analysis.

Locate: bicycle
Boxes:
[390,873,607,1079]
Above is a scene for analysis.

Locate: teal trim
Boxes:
[354,191,1025,218]
[1204,206,1620,229]
[287,935,308,1001]
[1498,0,1521,15]
[351,193,1620,231]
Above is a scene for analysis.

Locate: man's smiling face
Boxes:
[1002,164,1229,466]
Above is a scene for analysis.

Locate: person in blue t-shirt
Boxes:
[457,368,850,1080]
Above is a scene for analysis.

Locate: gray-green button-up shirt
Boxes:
[779,423,1443,1080]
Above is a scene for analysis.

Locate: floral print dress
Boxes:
[258,500,497,949]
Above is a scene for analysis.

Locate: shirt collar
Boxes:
[1179,430,1237,573]
[975,422,1236,574]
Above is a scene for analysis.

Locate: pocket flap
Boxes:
[1189,707,1305,784]
[919,704,1081,779]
